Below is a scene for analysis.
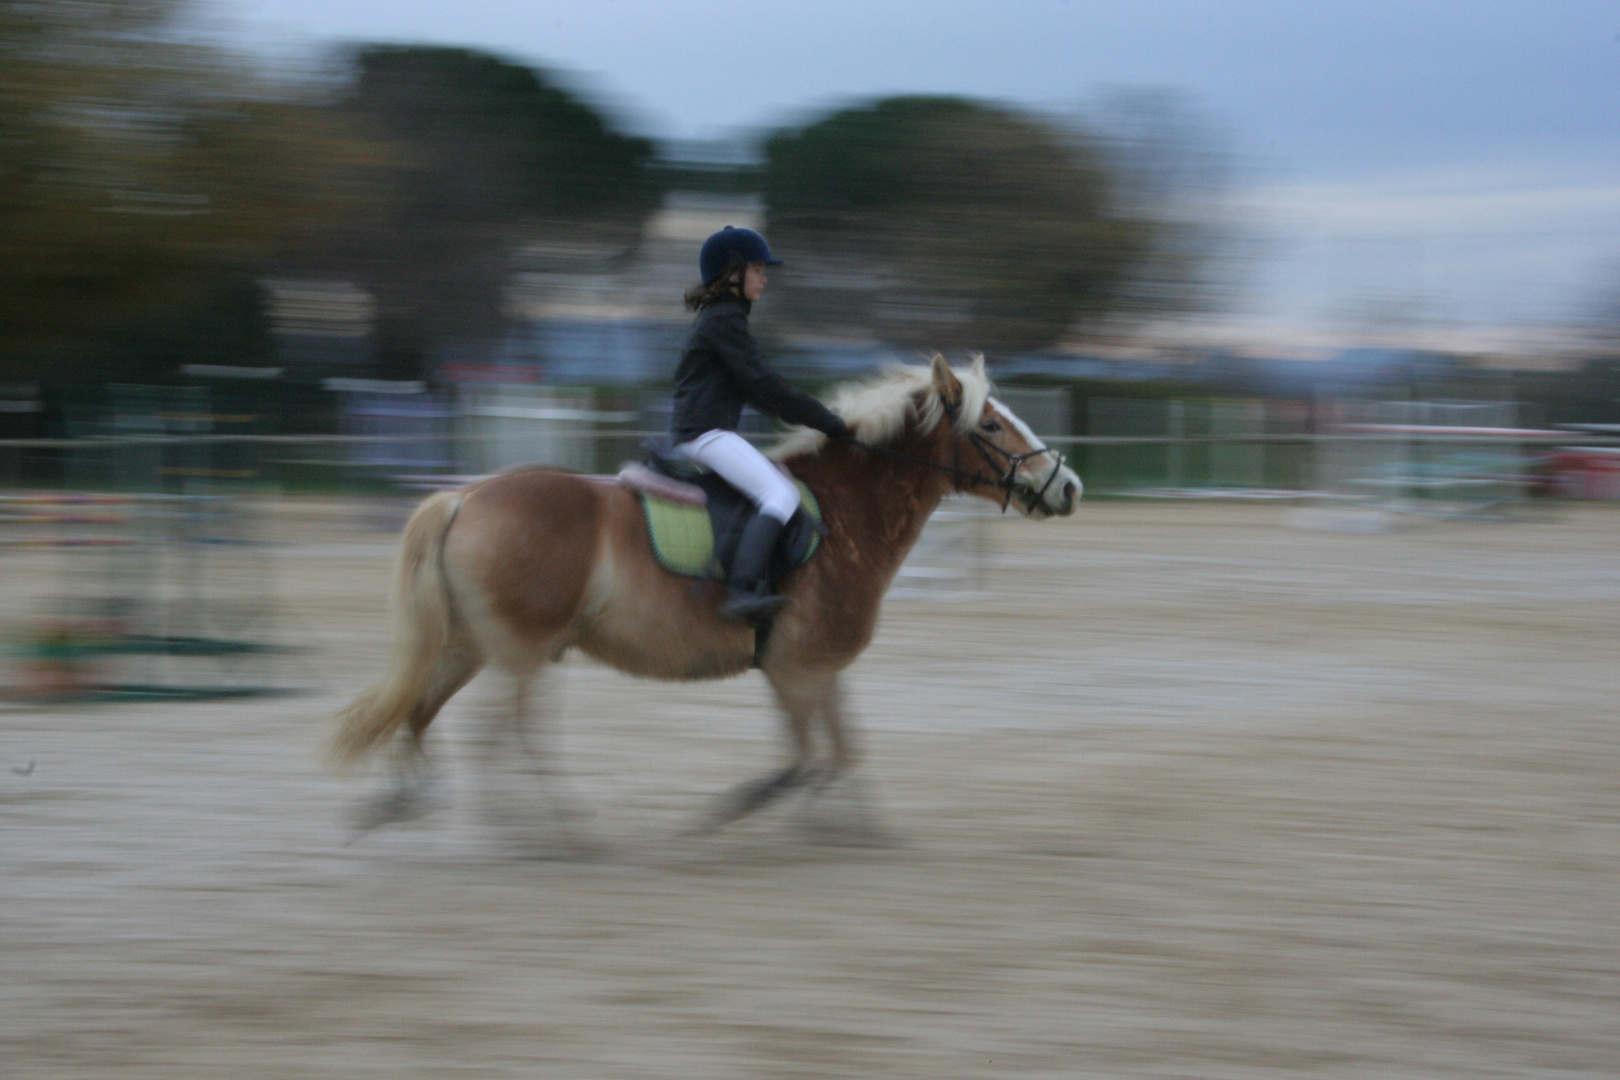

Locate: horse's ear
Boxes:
[931,354,963,412]
[969,353,987,381]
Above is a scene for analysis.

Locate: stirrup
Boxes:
[722,587,789,625]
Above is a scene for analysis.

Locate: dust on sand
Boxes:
[3,501,1617,1078]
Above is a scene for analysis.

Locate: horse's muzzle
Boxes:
[1017,462,1081,518]
[1056,478,1080,515]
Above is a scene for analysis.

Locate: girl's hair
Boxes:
[683,251,748,311]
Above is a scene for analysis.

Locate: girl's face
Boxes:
[741,262,768,302]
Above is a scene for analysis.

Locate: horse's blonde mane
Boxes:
[771,356,992,460]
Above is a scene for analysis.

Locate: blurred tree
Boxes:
[762,95,1216,354]
[1086,88,1240,325]
[318,45,662,378]
[0,0,376,381]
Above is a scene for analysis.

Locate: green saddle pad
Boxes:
[642,480,822,580]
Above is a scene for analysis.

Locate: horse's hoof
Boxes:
[693,766,809,832]
[344,786,441,840]
[504,835,608,862]
[549,836,611,861]
[797,772,895,846]
[721,590,789,625]
[795,819,900,849]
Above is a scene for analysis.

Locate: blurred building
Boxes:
[261,279,376,379]
[496,188,765,384]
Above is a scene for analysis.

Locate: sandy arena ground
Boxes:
[2,498,1617,1078]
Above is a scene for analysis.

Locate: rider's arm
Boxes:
[704,309,850,439]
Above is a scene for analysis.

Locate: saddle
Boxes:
[628,438,823,584]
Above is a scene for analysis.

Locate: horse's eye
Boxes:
[981,419,1003,433]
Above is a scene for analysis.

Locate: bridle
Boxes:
[847,396,1067,513]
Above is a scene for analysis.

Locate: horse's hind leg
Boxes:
[405,635,483,751]
[466,659,591,855]
[348,638,481,837]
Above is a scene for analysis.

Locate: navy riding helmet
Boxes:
[699,226,782,285]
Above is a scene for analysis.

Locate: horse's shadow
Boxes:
[691,765,895,848]
[344,763,895,857]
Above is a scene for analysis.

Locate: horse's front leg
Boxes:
[799,673,892,846]
[695,668,825,830]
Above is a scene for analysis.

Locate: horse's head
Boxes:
[931,355,1082,518]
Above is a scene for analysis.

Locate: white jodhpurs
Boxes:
[676,429,801,523]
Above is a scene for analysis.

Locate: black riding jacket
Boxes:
[669,296,845,443]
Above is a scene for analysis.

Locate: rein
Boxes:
[842,398,1066,513]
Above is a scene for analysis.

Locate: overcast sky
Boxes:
[221,0,1620,339]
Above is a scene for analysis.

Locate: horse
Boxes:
[330,355,1081,841]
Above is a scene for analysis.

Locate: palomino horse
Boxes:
[331,356,1080,838]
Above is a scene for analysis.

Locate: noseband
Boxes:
[946,398,1067,512]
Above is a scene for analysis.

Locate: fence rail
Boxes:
[1,430,1616,449]
[1,428,1616,500]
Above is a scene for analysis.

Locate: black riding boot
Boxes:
[721,513,789,624]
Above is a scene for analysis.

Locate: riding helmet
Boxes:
[699,226,782,285]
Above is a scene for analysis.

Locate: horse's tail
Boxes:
[328,490,464,768]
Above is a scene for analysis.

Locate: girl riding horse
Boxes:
[329,255,1082,837]
[671,227,851,622]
